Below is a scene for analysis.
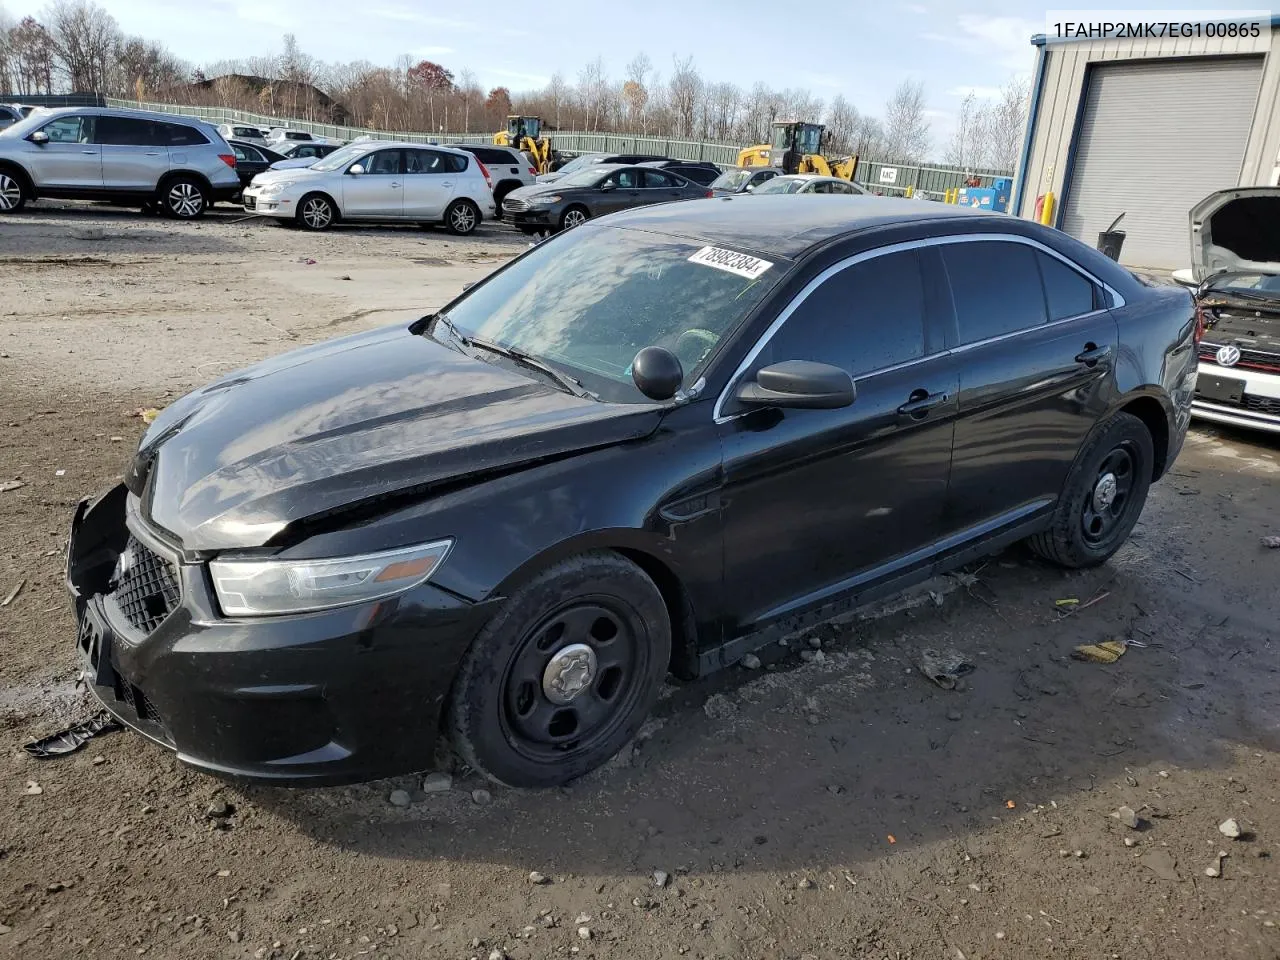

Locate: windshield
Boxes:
[711,169,752,190]
[770,126,792,150]
[555,154,604,175]
[554,168,611,189]
[796,125,822,154]
[1204,272,1280,298]
[755,177,805,195]
[310,143,367,172]
[438,225,787,402]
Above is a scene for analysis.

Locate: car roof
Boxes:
[599,195,996,259]
[36,106,212,127]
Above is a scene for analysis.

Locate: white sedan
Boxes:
[242,141,495,234]
[750,174,867,195]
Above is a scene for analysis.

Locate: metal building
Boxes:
[1011,18,1280,270]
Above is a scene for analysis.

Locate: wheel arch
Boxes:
[297,189,341,216]
[156,168,213,196]
[1106,389,1173,480]
[0,160,34,197]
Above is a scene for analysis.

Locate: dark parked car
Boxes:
[640,159,723,186]
[503,163,710,234]
[65,197,1197,789]
[536,152,668,184]
[267,140,342,171]
[710,165,783,196]
[228,139,286,189]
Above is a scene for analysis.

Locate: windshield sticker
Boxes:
[687,246,773,280]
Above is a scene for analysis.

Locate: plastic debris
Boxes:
[1114,806,1141,829]
[1054,598,1079,607]
[54,469,65,477]
[299,257,317,265]
[1072,639,1128,664]
[23,709,122,759]
[913,648,975,689]
[1005,800,1016,809]
[887,834,897,844]
[1205,850,1227,878]
[130,407,160,424]
[0,479,24,493]
[1,579,24,607]
[1263,536,1280,549]
[23,780,43,795]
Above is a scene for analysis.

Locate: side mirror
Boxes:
[599,181,615,192]
[735,360,855,410]
[28,130,49,145]
[744,184,755,192]
[347,163,365,176]
[631,346,683,401]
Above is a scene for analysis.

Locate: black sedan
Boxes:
[502,163,711,234]
[65,197,1197,788]
[228,139,287,189]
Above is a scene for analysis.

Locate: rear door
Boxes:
[639,168,686,206]
[940,237,1119,539]
[98,116,167,191]
[402,148,458,218]
[27,114,101,189]
[342,148,404,217]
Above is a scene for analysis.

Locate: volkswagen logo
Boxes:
[1216,344,1242,367]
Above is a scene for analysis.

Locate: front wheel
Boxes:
[0,171,27,213]
[296,193,336,231]
[161,176,207,219]
[1029,411,1154,568]
[559,205,589,231]
[447,552,672,787]
[445,198,480,236]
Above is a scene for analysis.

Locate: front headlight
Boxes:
[209,540,452,616]
[528,194,561,206]
[259,180,294,196]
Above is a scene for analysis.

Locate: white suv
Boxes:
[242,140,495,233]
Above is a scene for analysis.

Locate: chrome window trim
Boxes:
[711,232,1126,423]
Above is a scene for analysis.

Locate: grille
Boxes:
[1199,342,1280,372]
[1244,394,1280,416]
[110,535,180,634]
[503,198,530,212]
[109,651,165,727]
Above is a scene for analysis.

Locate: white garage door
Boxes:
[1061,57,1263,270]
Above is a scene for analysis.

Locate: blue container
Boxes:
[957,177,1011,213]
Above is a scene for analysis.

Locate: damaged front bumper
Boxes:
[65,484,492,785]
[1192,347,1280,435]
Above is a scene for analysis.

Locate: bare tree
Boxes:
[945,91,981,168]
[824,94,860,156]
[576,55,608,131]
[624,52,651,133]
[45,0,119,92]
[978,76,1030,170]
[667,54,700,139]
[457,67,479,132]
[882,79,930,162]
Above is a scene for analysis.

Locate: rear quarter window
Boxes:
[941,241,1048,344]
[164,122,210,146]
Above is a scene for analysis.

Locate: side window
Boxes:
[364,150,403,175]
[811,181,831,194]
[478,147,507,165]
[1037,251,1097,320]
[830,181,853,194]
[754,170,777,185]
[941,241,1047,344]
[41,115,94,143]
[231,143,248,161]
[762,250,927,378]
[615,169,640,188]
[642,169,674,188]
[162,123,209,146]
[447,152,469,173]
[240,144,263,163]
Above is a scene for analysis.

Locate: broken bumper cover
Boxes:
[65,484,490,786]
[1192,360,1280,435]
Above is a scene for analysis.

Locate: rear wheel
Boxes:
[448,552,671,787]
[0,171,26,213]
[296,193,336,231]
[445,198,480,236]
[1029,411,1154,568]
[161,176,207,219]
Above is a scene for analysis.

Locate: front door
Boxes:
[402,148,458,219]
[27,115,101,189]
[717,246,958,633]
[596,168,641,215]
[938,238,1120,536]
[341,148,404,218]
[97,116,167,191]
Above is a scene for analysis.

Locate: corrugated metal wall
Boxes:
[1015,29,1280,221]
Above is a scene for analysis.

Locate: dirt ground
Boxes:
[2,203,1280,960]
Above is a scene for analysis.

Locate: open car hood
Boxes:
[1190,187,1280,282]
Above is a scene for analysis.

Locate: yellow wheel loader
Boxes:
[737,121,859,182]
[494,116,553,174]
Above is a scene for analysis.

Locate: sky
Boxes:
[0,0,1256,143]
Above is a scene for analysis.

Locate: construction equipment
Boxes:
[494,116,552,174]
[737,121,859,182]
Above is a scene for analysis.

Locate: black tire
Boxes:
[160,175,208,219]
[444,198,480,236]
[1029,411,1154,569]
[448,552,672,788]
[0,169,26,213]
[558,205,589,232]
[296,193,336,231]
[492,181,519,210]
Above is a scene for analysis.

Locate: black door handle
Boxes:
[1075,342,1113,367]
[897,389,949,419]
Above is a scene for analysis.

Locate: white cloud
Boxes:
[947,84,1003,99]
[413,46,455,57]
[922,14,1039,74]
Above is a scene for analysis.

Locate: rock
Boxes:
[205,800,233,820]
[1219,818,1243,839]
[1123,838,1137,848]
[798,878,814,890]
[1157,770,1170,778]
[141,804,155,814]
[422,772,453,793]
[228,931,243,943]
[995,931,1005,940]
[1073,849,1086,859]
[577,927,592,940]
[575,914,591,925]
[947,710,963,722]
[827,784,844,795]
[652,870,670,888]
[216,869,231,877]
[1141,848,1180,882]
[807,637,823,650]
[813,650,827,663]
[23,781,42,795]
[529,871,550,885]
[91,756,106,766]
[472,789,492,806]
[1113,806,1141,829]
[0,923,10,934]
[388,789,412,808]
[489,951,506,960]
[799,649,817,663]
[740,654,761,670]
[703,694,737,721]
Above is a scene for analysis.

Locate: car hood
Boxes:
[251,165,327,185]
[1190,187,1280,282]
[535,172,566,184]
[268,157,320,170]
[507,182,578,200]
[132,324,662,552]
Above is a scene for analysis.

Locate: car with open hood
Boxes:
[502,163,710,234]
[65,196,1197,789]
[1187,187,1280,435]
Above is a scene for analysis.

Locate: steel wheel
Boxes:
[300,195,334,230]
[0,173,23,212]
[500,599,644,763]
[1081,444,1136,544]
[449,202,477,234]
[561,207,588,229]
[166,180,205,219]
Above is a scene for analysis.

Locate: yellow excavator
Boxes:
[737,121,859,181]
[493,116,552,174]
